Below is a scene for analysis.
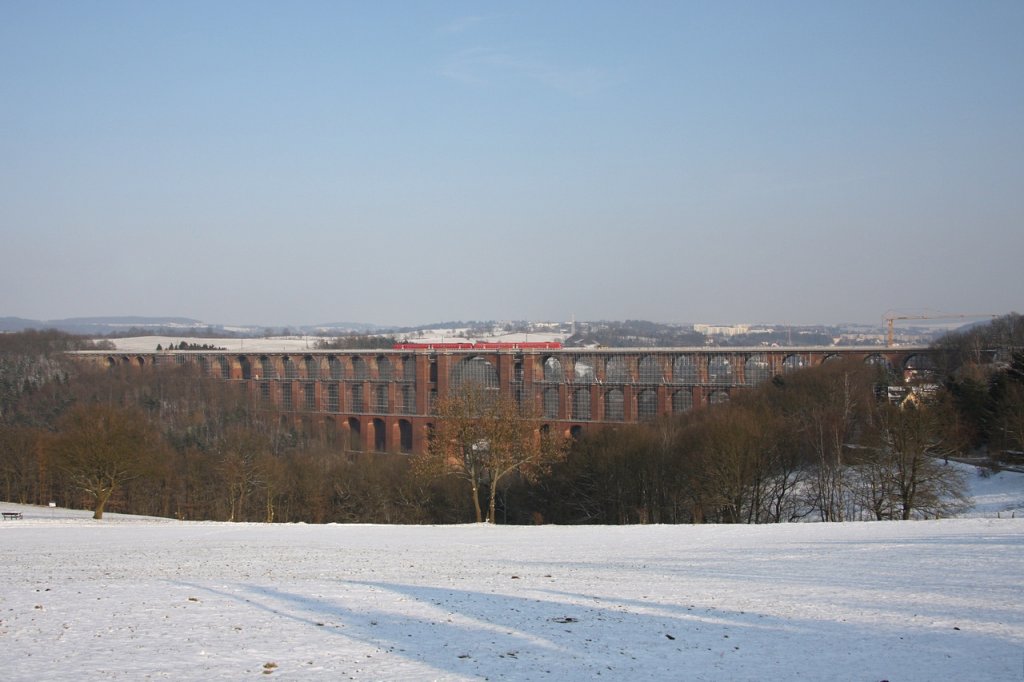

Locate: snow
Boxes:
[104,336,319,353]
[102,331,569,354]
[2,472,1022,681]
[955,463,1024,518]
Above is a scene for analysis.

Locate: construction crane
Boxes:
[884,312,999,347]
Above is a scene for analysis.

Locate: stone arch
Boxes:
[258,356,276,379]
[672,389,693,413]
[238,356,252,380]
[376,356,393,381]
[569,425,584,440]
[399,419,413,453]
[708,389,730,405]
[637,389,658,421]
[374,384,388,413]
[543,356,564,383]
[347,417,362,451]
[865,354,893,372]
[782,354,807,373]
[401,384,416,414]
[302,381,316,410]
[708,356,733,384]
[543,387,560,418]
[402,356,416,382]
[605,357,629,383]
[573,357,596,384]
[605,389,624,421]
[638,356,662,383]
[451,356,499,389]
[745,355,771,386]
[372,418,386,452]
[282,356,299,379]
[324,416,338,447]
[297,415,314,439]
[350,384,365,412]
[216,356,232,379]
[328,356,346,380]
[903,354,936,383]
[673,356,698,383]
[351,356,368,381]
[303,355,321,379]
[573,388,592,420]
[903,354,935,374]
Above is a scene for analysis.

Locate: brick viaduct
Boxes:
[78,346,932,456]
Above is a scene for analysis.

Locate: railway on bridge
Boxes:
[75,345,933,456]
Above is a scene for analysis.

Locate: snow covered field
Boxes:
[1,498,1022,681]
[102,331,569,354]
[104,336,324,353]
[1,468,1021,681]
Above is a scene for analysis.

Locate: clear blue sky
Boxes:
[2,1,1021,327]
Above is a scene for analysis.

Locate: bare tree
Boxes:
[216,426,269,522]
[993,353,1024,460]
[874,401,970,520]
[415,383,566,523]
[50,404,161,519]
[782,363,876,522]
[0,426,48,505]
[691,402,801,524]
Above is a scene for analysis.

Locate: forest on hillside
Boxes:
[1,317,1021,524]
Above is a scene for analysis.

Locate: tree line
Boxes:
[1,317,1021,523]
[156,341,227,351]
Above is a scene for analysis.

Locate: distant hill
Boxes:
[304,322,386,334]
[0,317,42,332]
[1,316,210,335]
[0,316,390,337]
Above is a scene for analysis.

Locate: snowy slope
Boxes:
[957,463,1024,518]
[1,505,1022,681]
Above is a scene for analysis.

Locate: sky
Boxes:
[1,1,1022,328]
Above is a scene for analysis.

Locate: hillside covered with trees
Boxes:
[1,316,1021,524]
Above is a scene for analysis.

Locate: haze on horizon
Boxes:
[2,2,1021,328]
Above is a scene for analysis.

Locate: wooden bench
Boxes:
[2,512,23,520]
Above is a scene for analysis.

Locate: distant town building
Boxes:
[694,324,751,337]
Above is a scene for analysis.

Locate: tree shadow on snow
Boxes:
[169,578,1019,680]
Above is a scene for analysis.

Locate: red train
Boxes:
[392,341,562,351]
